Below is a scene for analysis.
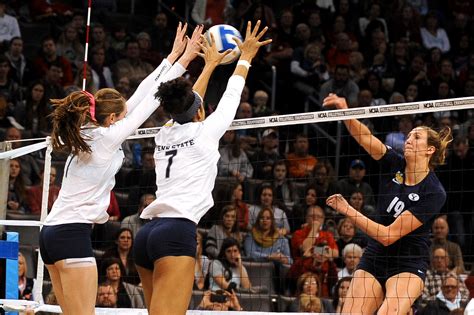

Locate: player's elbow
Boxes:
[379,236,399,247]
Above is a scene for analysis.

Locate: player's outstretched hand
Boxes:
[326,194,351,216]
[322,93,349,110]
[169,22,188,61]
[197,32,233,66]
[180,24,204,63]
[235,20,272,62]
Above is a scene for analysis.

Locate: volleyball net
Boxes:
[1,96,473,314]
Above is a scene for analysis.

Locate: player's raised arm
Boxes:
[322,93,387,160]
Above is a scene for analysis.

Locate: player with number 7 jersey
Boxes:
[134,21,271,315]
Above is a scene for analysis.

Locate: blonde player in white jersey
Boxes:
[133,21,271,315]
[38,24,204,315]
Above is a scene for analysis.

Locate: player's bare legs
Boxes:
[377,272,423,315]
[136,265,154,310]
[149,256,195,315]
[342,269,384,314]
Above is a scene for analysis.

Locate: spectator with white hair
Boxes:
[337,243,362,279]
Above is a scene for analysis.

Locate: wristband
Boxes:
[237,60,251,69]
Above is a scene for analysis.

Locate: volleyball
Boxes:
[205,24,242,65]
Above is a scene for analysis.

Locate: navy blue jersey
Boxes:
[364,147,446,262]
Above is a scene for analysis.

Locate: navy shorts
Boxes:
[357,254,428,288]
[134,218,197,270]
[39,223,94,265]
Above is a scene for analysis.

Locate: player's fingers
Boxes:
[245,21,251,39]
[255,26,269,40]
[252,20,261,37]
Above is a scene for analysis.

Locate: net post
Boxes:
[34,137,53,303]
[0,141,12,233]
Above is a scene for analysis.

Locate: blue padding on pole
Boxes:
[0,241,19,259]
[5,232,18,300]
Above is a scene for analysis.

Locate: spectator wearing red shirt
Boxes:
[288,205,339,297]
[27,166,60,215]
[33,36,74,87]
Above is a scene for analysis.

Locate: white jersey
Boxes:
[44,59,186,226]
[141,75,245,224]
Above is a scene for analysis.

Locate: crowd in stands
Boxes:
[3,0,474,312]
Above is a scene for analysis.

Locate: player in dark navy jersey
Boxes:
[323,93,452,314]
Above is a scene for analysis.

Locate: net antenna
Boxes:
[82,0,93,91]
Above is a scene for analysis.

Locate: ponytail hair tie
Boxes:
[81,90,96,122]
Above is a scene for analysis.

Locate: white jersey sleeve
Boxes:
[126,58,172,113]
[202,75,245,142]
[100,62,187,151]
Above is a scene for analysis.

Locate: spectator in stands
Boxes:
[109,23,131,58]
[7,158,29,213]
[18,252,33,300]
[250,128,281,180]
[0,55,21,111]
[395,55,431,100]
[422,247,469,306]
[40,61,66,100]
[252,90,272,117]
[338,243,362,279]
[348,51,367,84]
[0,1,20,46]
[103,228,140,285]
[438,135,474,253]
[136,31,162,67]
[191,0,233,28]
[56,23,85,70]
[358,2,389,43]
[288,205,339,297]
[113,39,154,88]
[99,257,145,308]
[194,231,210,290]
[348,189,375,218]
[244,207,292,265]
[430,216,465,274]
[106,191,121,222]
[287,272,334,312]
[248,184,290,236]
[5,37,36,87]
[145,12,174,55]
[208,237,251,291]
[96,283,118,308]
[213,180,249,231]
[4,127,41,185]
[334,159,376,209]
[121,193,156,238]
[206,205,243,259]
[320,64,359,105]
[90,23,117,66]
[14,81,51,137]
[291,184,320,232]
[290,42,329,97]
[326,33,352,72]
[465,269,474,299]
[218,129,253,182]
[335,217,367,268]
[27,166,60,215]
[272,160,298,210]
[311,160,336,202]
[89,45,114,90]
[72,64,97,94]
[235,101,259,156]
[390,4,421,45]
[332,276,352,313]
[286,133,318,180]
[385,115,414,155]
[420,11,450,54]
[420,275,468,315]
[28,0,73,23]
[33,36,74,86]
[196,290,243,311]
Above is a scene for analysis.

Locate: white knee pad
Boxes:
[63,257,96,268]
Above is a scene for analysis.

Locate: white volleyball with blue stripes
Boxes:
[205,24,242,65]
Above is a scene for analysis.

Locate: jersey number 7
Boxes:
[165,149,177,178]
